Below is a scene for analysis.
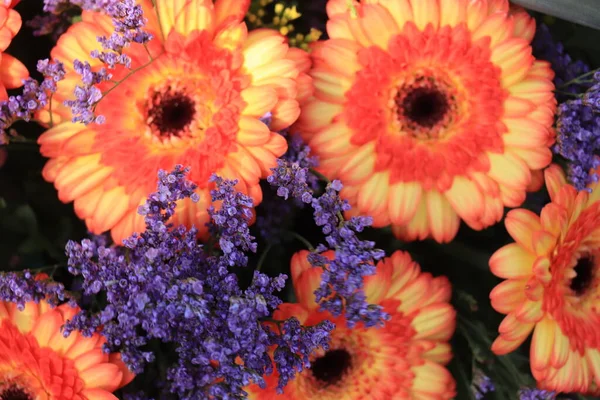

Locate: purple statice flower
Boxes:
[471,372,495,400]
[268,157,388,328]
[258,133,319,242]
[555,71,600,191]
[268,317,333,393]
[208,175,257,267]
[64,165,331,398]
[518,388,556,400]
[0,59,65,141]
[26,12,72,41]
[43,0,152,124]
[308,181,387,328]
[533,24,593,100]
[0,270,70,310]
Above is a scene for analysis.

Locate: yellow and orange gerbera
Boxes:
[247,250,456,399]
[298,0,556,243]
[38,0,312,243]
[490,165,600,394]
[0,1,27,100]
[0,299,133,399]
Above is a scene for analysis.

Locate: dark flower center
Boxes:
[311,349,352,385]
[0,385,33,400]
[570,256,595,296]
[147,88,196,137]
[400,87,450,129]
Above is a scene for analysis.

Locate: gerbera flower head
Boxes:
[298,0,556,243]
[490,164,600,394]
[0,1,28,100]
[247,249,457,399]
[0,299,133,399]
[38,0,312,243]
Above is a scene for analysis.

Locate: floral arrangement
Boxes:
[0,0,599,399]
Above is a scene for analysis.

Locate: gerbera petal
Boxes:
[426,190,460,244]
[544,164,568,202]
[357,171,390,217]
[214,0,249,29]
[490,279,527,313]
[31,310,63,348]
[359,4,400,49]
[0,53,26,88]
[311,39,361,78]
[531,318,558,371]
[388,181,422,226]
[490,243,535,278]
[156,0,214,37]
[412,304,456,341]
[411,0,440,30]
[297,99,343,133]
[337,142,376,184]
[444,176,485,223]
[504,208,542,251]
[392,198,429,241]
[243,30,287,71]
[241,86,278,117]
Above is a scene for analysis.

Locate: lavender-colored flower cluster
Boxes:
[0,59,65,141]
[258,132,319,242]
[26,11,72,40]
[471,372,495,400]
[0,270,70,310]
[533,24,592,100]
[268,156,388,328]
[308,181,387,328]
[555,71,600,190]
[208,175,257,268]
[43,0,152,124]
[63,166,332,398]
[268,317,333,392]
[518,388,556,400]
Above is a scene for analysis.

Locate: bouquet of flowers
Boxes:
[1,0,599,399]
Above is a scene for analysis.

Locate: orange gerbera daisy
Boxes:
[490,165,600,394]
[298,0,556,243]
[247,250,456,399]
[37,0,312,243]
[0,1,27,100]
[0,299,133,399]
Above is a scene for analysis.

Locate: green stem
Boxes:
[554,90,581,98]
[48,93,55,128]
[309,168,329,183]
[558,67,600,89]
[284,231,315,251]
[458,315,528,387]
[29,263,65,275]
[93,53,163,110]
[143,43,154,61]
[151,0,166,42]
[256,243,273,271]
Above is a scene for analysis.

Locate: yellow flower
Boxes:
[0,300,133,399]
[490,165,600,394]
[247,250,456,399]
[37,0,312,243]
[0,2,28,100]
[298,0,556,243]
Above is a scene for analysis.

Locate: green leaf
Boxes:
[512,0,600,30]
